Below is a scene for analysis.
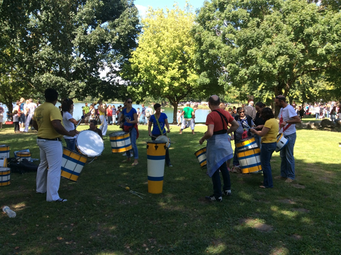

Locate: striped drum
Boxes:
[15,149,31,161]
[0,167,11,186]
[0,158,8,167]
[194,147,207,168]
[61,148,87,182]
[0,145,10,159]
[110,131,132,153]
[237,148,262,174]
[236,137,258,152]
[147,141,166,194]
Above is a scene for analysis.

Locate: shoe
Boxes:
[223,190,231,196]
[285,178,294,183]
[167,164,173,167]
[55,198,67,202]
[205,195,222,202]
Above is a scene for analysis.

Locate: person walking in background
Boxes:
[148,103,172,167]
[19,97,26,131]
[107,105,113,125]
[141,104,146,125]
[136,108,141,125]
[179,102,195,135]
[112,105,117,124]
[177,110,182,126]
[121,98,139,166]
[13,110,20,133]
[83,102,90,124]
[24,98,37,132]
[251,108,279,188]
[199,95,239,202]
[275,95,301,183]
[244,100,256,120]
[32,88,77,202]
[253,102,266,148]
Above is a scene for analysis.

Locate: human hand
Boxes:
[167,129,170,133]
[199,138,204,145]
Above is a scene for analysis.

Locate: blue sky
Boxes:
[134,0,206,17]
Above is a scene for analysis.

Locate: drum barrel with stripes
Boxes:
[236,137,258,152]
[147,141,166,194]
[110,132,132,153]
[237,148,262,174]
[0,167,11,186]
[0,145,10,159]
[194,147,207,168]
[61,148,87,182]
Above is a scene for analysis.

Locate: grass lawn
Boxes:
[1,124,341,255]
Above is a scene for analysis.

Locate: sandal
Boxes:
[131,162,138,166]
[55,198,67,202]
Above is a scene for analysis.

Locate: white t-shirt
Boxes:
[279,104,297,135]
[28,102,37,115]
[63,111,76,140]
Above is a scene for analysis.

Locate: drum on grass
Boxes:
[14,149,31,161]
[0,167,11,186]
[237,148,262,174]
[147,141,167,194]
[276,133,288,152]
[109,131,132,153]
[155,135,171,148]
[0,145,10,159]
[194,147,207,168]
[61,148,87,182]
[76,130,104,158]
[236,137,258,152]
[0,158,8,167]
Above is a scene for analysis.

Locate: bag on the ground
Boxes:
[8,158,38,174]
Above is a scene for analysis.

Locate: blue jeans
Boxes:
[126,127,138,159]
[211,161,231,198]
[280,133,296,180]
[315,113,319,119]
[254,134,262,149]
[65,138,76,151]
[261,142,276,188]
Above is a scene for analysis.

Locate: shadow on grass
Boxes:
[1,126,341,254]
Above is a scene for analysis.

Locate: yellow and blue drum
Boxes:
[236,137,258,152]
[110,131,132,153]
[61,148,87,182]
[194,147,207,168]
[0,167,11,186]
[237,148,262,174]
[147,141,166,194]
[0,145,10,159]
[0,158,8,167]
[15,149,31,161]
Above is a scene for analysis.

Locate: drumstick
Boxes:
[75,116,84,128]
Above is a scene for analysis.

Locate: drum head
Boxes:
[110,131,127,137]
[76,130,104,157]
[155,135,170,148]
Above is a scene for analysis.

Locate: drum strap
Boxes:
[154,115,166,135]
[212,110,228,135]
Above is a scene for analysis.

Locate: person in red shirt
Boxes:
[106,105,113,125]
[199,95,239,202]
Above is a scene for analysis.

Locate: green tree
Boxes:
[193,0,341,105]
[126,5,205,123]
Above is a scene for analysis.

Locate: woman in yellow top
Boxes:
[250,107,279,188]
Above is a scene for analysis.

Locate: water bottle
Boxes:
[2,206,16,218]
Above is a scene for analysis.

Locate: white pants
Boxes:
[36,139,63,201]
[24,114,33,132]
[181,118,195,130]
[99,115,107,136]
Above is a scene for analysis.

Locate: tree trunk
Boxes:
[171,101,178,124]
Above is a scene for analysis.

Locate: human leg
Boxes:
[284,133,296,180]
[219,161,231,192]
[191,119,195,134]
[99,115,107,136]
[261,142,276,188]
[36,140,48,193]
[211,169,222,199]
[24,114,32,132]
[130,128,138,163]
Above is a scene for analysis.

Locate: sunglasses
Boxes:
[239,111,245,114]
[127,101,132,103]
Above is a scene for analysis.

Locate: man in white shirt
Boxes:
[275,95,301,182]
[24,98,37,132]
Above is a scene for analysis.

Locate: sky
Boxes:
[134,0,207,18]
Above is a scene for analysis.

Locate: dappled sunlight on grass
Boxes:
[270,246,290,255]
[301,217,314,224]
[206,242,227,254]
[238,190,253,201]
[235,218,273,232]
[271,206,299,218]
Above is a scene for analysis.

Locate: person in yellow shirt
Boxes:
[250,107,279,189]
[32,88,77,202]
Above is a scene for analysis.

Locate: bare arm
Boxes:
[279,115,301,128]
[127,113,138,124]
[32,120,39,131]
[199,124,214,145]
[251,126,270,137]
[228,120,239,133]
[165,118,170,133]
[148,120,153,136]
[51,120,77,136]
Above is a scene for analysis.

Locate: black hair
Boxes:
[237,107,243,114]
[154,103,161,110]
[90,119,98,125]
[61,98,74,113]
[261,107,274,121]
[255,102,266,108]
[45,88,58,102]
[275,95,286,102]
[208,96,220,106]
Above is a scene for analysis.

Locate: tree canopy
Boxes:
[0,0,140,112]
[193,0,341,105]
[126,5,209,123]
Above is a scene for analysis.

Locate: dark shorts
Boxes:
[19,114,26,123]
